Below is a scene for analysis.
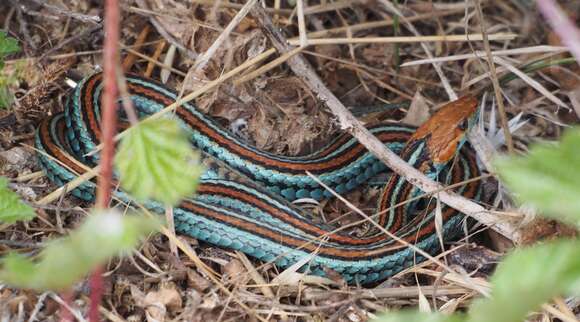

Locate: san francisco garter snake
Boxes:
[35,72,482,284]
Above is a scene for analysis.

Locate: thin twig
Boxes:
[27,292,50,322]
[59,291,73,322]
[22,0,102,24]
[474,0,514,154]
[492,56,567,108]
[115,65,139,125]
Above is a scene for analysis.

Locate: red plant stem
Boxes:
[87,267,104,322]
[59,291,74,322]
[536,0,580,64]
[96,0,119,208]
[88,0,120,321]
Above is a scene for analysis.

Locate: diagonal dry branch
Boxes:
[250,5,522,243]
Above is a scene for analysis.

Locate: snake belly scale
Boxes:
[35,73,482,284]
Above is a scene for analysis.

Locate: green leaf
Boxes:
[373,311,465,322]
[0,177,36,223]
[0,31,20,57]
[495,128,580,225]
[0,85,13,108]
[467,239,580,322]
[115,118,203,206]
[0,252,36,287]
[0,31,19,108]
[0,210,160,291]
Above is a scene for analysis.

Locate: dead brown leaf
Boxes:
[401,91,430,126]
[132,282,182,322]
[222,258,247,285]
[187,269,212,292]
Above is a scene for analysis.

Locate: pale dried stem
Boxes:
[251,5,522,243]
[474,0,514,153]
[287,33,516,46]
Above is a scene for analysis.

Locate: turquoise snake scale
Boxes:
[35,72,482,284]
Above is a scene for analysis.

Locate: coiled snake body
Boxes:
[36,73,481,284]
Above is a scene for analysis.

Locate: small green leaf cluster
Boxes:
[375,312,465,322]
[374,127,580,322]
[0,31,19,70]
[0,177,36,223]
[0,31,20,108]
[115,117,204,206]
[0,211,160,291]
[495,129,580,225]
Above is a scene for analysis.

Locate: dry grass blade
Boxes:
[236,251,275,298]
[160,44,177,83]
[401,46,568,67]
[272,251,336,286]
[434,198,445,255]
[234,47,303,85]
[36,163,100,205]
[286,33,516,46]
[303,9,466,39]
[474,0,514,154]
[295,0,308,48]
[123,47,187,77]
[492,56,568,108]
[49,293,87,322]
[303,285,471,301]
